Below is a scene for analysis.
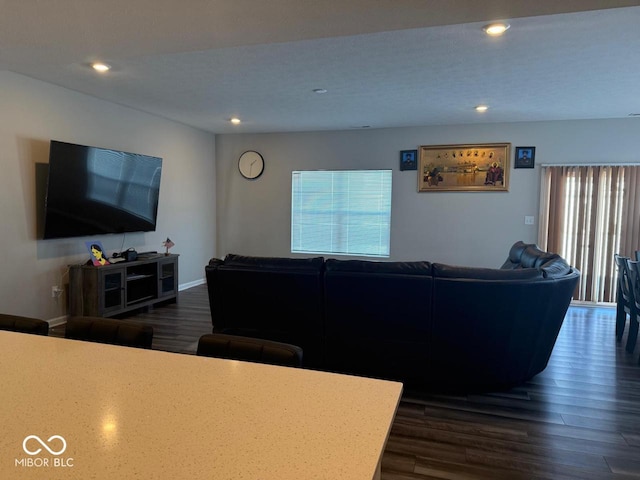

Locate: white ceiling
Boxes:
[2,0,640,134]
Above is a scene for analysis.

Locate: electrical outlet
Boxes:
[524,216,535,225]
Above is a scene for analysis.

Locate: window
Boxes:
[291,170,392,257]
[539,165,640,303]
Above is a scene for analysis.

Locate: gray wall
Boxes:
[0,71,216,322]
[2,67,638,322]
[216,119,639,267]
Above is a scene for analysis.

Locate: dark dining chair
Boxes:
[64,316,153,349]
[0,314,49,335]
[197,333,303,367]
[615,254,637,350]
[624,259,640,356]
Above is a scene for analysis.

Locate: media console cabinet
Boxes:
[69,254,178,317]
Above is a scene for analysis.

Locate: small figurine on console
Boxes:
[162,237,175,255]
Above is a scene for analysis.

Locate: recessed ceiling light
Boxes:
[313,88,328,94]
[475,105,489,112]
[230,117,241,125]
[482,23,510,36]
[91,62,111,73]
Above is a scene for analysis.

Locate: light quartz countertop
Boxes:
[0,330,402,479]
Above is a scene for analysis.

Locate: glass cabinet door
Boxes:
[158,258,177,298]
[101,270,124,314]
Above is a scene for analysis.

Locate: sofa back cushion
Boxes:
[325,259,432,275]
[500,240,530,269]
[433,263,543,280]
[539,256,571,278]
[224,253,325,271]
[500,241,571,278]
[323,259,433,379]
[206,254,325,367]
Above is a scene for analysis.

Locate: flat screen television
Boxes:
[43,140,163,239]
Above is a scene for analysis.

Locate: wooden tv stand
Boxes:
[69,254,178,317]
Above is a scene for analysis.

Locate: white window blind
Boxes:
[291,170,392,257]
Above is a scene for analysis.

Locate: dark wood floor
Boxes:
[53,285,640,479]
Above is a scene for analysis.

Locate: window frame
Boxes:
[291,169,392,258]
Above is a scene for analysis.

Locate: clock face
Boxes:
[238,151,264,179]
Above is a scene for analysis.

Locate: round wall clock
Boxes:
[238,151,264,179]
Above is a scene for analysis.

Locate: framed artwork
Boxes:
[514,146,536,169]
[85,240,110,266]
[400,149,417,171]
[418,143,510,192]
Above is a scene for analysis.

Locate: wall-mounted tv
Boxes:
[43,140,163,240]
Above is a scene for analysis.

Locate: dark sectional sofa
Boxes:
[205,241,580,392]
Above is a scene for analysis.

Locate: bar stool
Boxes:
[0,314,49,335]
[65,316,153,349]
[197,333,303,367]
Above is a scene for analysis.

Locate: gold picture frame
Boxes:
[418,143,510,192]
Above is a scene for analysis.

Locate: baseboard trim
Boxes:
[47,315,68,327]
[570,300,615,309]
[179,278,205,291]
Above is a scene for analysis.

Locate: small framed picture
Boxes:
[85,240,110,266]
[514,146,535,169]
[400,150,417,171]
